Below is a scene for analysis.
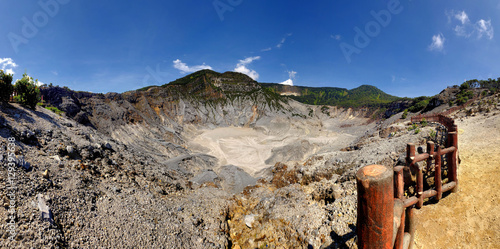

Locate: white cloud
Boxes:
[173,59,212,74]
[277,38,286,48]
[276,33,292,48]
[449,10,472,37]
[261,47,272,52]
[429,33,445,51]
[391,75,408,83]
[455,11,470,25]
[0,58,18,75]
[280,70,297,86]
[447,10,494,40]
[5,69,14,75]
[234,56,260,80]
[51,71,58,76]
[476,19,494,40]
[280,79,294,86]
[331,34,342,41]
[454,25,471,38]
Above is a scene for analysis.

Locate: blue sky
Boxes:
[1,0,499,97]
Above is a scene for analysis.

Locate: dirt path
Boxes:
[413,113,500,248]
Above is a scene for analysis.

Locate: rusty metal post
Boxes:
[448,129,459,193]
[426,141,435,172]
[356,165,394,249]
[435,146,442,201]
[406,207,416,249]
[393,200,406,249]
[406,143,415,166]
[416,165,424,208]
[394,166,404,200]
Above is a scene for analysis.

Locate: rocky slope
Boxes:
[1,70,497,248]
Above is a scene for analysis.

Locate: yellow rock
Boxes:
[42,169,49,179]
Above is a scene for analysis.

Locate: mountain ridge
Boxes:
[136,69,399,109]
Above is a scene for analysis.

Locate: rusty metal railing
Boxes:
[356,116,459,249]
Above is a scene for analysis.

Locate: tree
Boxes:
[14,73,40,109]
[0,70,14,102]
[459,82,470,91]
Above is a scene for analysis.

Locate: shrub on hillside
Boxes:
[408,97,430,113]
[421,118,428,127]
[459,82,470,91]
[14,73,41,109]
[402,109,408,119]
[0,70,14,102]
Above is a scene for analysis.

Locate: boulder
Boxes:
[37,194,54,224]
[217,165,257,194]
[190,170,219,186]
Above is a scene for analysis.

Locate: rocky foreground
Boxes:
[0,75,498,248]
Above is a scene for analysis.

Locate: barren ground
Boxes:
[187,116,370,176]
[414,112,500,248]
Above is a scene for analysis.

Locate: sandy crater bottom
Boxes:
[188,125,352,176]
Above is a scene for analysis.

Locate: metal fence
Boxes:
[356,115,459,249]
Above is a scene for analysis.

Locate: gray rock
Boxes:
[244,214,256,228]
[190,170,219,185]
[22,129,35,139]
[60,96,81,117]
[16,156,32,171]
[217,165,257,194]
[37,194,54,224]
[103,142,113,150]
[66,145,74,155]
[265,140,314,165]
[165,153,217,176]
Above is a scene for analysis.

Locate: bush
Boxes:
[321,105,329,115]
[421,118,428,127]
[45,106,64,116]
[0,70,14,102]
[14,73,41,109]
[455,90,474,105]
[402,109,408,119]
[430,130,436,139]
[408,97,430,113]
[459,82,470,90]
[408,123,418,131]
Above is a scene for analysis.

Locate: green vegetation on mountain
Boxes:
[260,83,399,108]
[407,96,431,113]
[135,70,400,111]
[459,78,500,93]
[14,73,41,109]
[136,70,500,117]
[137,69,286,110]
[0,70,14,102]
[450,78,500,106]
